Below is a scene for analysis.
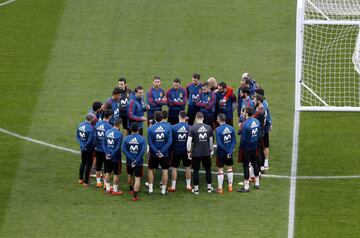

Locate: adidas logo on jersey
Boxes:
[79,125,86,132]
[222,127,231,134]
[97,124,105,131]
[177,126,188,133]
[251,121,258,128]
[107,131,115,139]
[129,137,138,144]
[198,126,207,133]
[155,126,165,133]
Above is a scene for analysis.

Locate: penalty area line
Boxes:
[0,0,16,7]
[1,127,360,180]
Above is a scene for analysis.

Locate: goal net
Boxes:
[296,0,360,111]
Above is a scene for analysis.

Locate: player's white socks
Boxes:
[161,185,166,194]
[249,165,255,178]
[186,179,191,188]
[244,180,250,190]
[106,182,111,191]
[194,185,199,191]
[148,184,153,193]
[171,180,176,189]
[96,177,101,183]
[255,177,260,186]
[264,159,269,168]
[217,172,224,189]
[113,184,118,192]
[227,169,233,186]
[207,184,212,189]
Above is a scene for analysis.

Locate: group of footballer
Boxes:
[76,73,272,201]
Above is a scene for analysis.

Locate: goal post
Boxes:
[296,0,360,112]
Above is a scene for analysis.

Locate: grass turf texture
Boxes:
[0,0,358,237]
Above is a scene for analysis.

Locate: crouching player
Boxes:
[103,118,124,195]
[122,122,146,201]
[215,113,236,194]
[168,111,192,192]
[76,113,95,187]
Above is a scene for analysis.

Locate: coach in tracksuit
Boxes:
[237,107,260,193]
[128,86,147,135]
[216,82,236,127]
[186,73,202,125]
[196,82,216,128]
[122,122,146,201]
[105,88,121,125]
[147,111,173,195]
[103,118,124,195]
[166,78,187,125]
[76,113,95,187]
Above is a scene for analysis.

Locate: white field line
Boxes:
[1,127,360,180]
[288,109,300,238]
[0,0,16,7]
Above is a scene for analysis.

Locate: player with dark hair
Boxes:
[105,88,122,125]
[122,122,146,201]
[94,109,113,188]
[216,82,236,127]
[117,77,132,135]
[255,88,272,170]
[76,113,95,187]
[252,94,267,172]
[238,85,255,123]
[166,78,187,125]
[128,86,147,135]
[196,82,216,128]
[146,76,167,126]
[161,110,169,123]
[187,112,214,195]
[89,101,103,126]
[103,118,124,195]
[147,111,173,195]
[167,110,192,192]
[186,73,202,125]
[237,107,260,192]
[215,113,236,194]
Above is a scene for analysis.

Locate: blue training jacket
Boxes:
[122,134,146,167]
[215,123,236,158]
[147,121,172,157]
[102,128,123,161]
[76,121,94,152]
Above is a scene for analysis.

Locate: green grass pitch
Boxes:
[0,0,359,237]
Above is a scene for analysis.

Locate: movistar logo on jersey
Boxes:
[224,134,232,142]
[129,137,138,144]
[120,98,128,105]
[130,145,139,152]
[199,133,208,140]
[251,121,258,128]
[192,94,199,100]
[222,127,231,134]
[177,126,188,133]
[156,133,165,140]
[155,126,165,133]
[178,133,187,140]
[107,131,115,139]
[198,126,207,133]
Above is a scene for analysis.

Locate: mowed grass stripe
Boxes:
[0,0,66,231]
[1,1,294,237]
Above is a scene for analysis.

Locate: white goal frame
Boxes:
[296,0,360,112]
